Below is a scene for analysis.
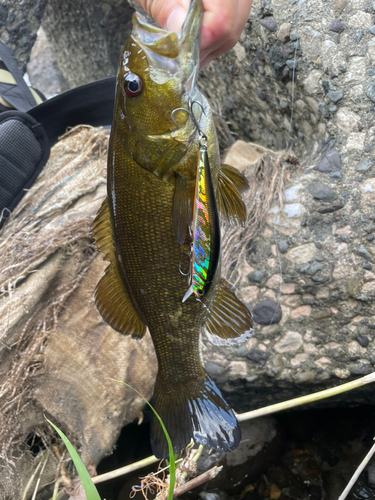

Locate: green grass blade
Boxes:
[46,418,101,500]
[111,379,176,500]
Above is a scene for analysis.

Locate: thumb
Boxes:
[134,0,189,33]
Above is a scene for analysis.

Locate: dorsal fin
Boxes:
[91,198,147,338]
[204,279,253,346]
[218,164,249,227]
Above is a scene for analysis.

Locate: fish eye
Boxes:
[124,73,143,98]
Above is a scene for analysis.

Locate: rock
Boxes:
[356,335,370,347]
[363,263,372,270]
[249,270,264,283]
[358,246,373,261]
[277,22,292,42]
[356,158,373,172]
[319,102,330,119]
[327,90,344,102]
[368,26,375,36]
[329,19,344,33]
[277,240,289,253]
[368,69,375,76]
[200,491,229,500]
[286,243,316,264]
[253,300,282,325]
[290,29,298,41]
[317,203,345,214]
[315,149,341,172]
[261,17,278,32]
[257,89,267,101]
[247,349,268,365]
[355,29,363,42]
[365,82,375,103]
[309,261,324,275]
[274,331,303,353]
[336,107,360,133]
[308,181,337,202]
[286,59,297,70]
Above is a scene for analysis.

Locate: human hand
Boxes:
[133,0,252,68]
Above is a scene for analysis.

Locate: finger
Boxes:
[133,0,190,32]
[200,0,238,55]
[200,0,252,68]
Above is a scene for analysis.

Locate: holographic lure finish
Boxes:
[185,145,220,301]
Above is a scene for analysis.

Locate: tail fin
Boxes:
[150,373,241,459]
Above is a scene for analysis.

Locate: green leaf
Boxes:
[46,418,101,500]
[111,380,176,500]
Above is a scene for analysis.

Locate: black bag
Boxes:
[0,40,116,228]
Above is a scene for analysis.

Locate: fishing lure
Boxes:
[182,102,220,303]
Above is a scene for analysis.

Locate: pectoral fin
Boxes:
[172,174,194,244]
[205,279,253,346]
[218,164,249,227]
[92,198,147,338]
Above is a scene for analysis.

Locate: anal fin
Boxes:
[218,164,249,227]
[204,279,253,346]
[92,198,147,338]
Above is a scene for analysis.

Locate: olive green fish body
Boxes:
[93,0,253,458]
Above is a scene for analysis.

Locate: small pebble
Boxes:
[341,235,348,242]
[249,270,264,283]
[368,69,375,76]
[260,16,278,32]
[363,263,372,270]
[315,242,323,249]
[356,335,370,347]
[368,234,374,242]
[329,19,344,33]
[368,26,375,36]
[277,240,289,253]
[290,29,298,41]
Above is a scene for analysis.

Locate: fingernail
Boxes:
[166,7,187,33]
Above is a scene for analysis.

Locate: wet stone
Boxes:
[247,348,268,365]
[249,270,264,283]
[329,19,344,33]
[253,300,282,325]
[328,90,344,103]
[363,263,372,270]
[319,102,330,119]
[356,158,373,172]
[365,82,375,103]
[315,149,341,172]
[261,16,278,32]
[277,240,289,253]
[358,245,373,261]
[308,181,337,202]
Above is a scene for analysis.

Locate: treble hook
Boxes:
[170,98,208,148]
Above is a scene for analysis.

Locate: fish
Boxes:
[92,0,253,459]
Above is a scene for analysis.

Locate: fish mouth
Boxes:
[131,0,203,91]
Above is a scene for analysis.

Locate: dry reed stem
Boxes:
[221,150,299,286]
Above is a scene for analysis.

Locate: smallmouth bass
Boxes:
[92,0,253,458]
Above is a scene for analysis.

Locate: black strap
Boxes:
[0,40,38,111]
[28,77,116,147]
